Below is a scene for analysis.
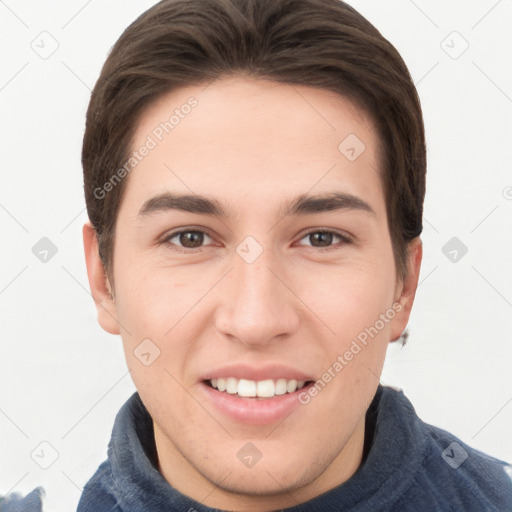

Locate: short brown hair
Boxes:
[83,0,426,282]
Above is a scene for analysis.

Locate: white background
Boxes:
[1,1,511,510]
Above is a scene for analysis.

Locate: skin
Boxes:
[84,76,422,511]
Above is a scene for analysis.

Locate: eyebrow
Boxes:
[137,191,375,219]
[138,193,224,217]
[285,192,375,216]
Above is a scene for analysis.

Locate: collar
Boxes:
[106,385,427,511]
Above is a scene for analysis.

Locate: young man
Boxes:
[74,0,512,510]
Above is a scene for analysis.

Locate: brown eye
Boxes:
[297,230,352,249]
[179,231,204,248]
[165,230,212,249]
[308,232,334,247]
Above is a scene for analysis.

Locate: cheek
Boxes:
[113,258,203,332]
[296,258,397,339]
[111,268,189,383]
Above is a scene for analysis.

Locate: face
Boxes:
[84,76,421,510]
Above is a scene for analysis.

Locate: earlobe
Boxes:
[390,237,423,342]
[83,222,121,335]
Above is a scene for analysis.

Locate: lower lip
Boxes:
[199,382,312,425]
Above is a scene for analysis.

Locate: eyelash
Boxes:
[161,228,353,253]
[161,229,215,254]
[300,229,353,250]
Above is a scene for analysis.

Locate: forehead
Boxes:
[123,76,384,216]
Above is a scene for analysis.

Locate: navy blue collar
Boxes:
[103,384,428,511]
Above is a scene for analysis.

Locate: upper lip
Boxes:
[200,363,315,383]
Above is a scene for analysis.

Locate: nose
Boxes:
[214,246,300,348]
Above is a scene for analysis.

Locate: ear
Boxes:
[389,237,422,342]
[83,222,121,335]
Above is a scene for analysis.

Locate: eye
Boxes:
[164,230,213,250]
[297,230,351,248]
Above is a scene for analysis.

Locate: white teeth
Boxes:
[209,377,308,398]
[275,378,287,395]
[238,379,256,397]
[287,379,298,393]
[256,379,275,397]
[226,377,238,394]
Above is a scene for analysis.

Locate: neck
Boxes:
[154,415,366,511]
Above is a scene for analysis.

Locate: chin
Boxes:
[199,446,330,500]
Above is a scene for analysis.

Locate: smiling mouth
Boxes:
[205,377,313,398]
